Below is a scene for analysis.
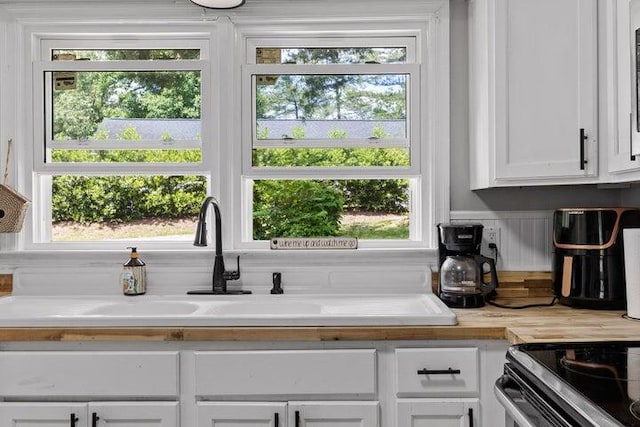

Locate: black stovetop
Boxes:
[508,342,640,427]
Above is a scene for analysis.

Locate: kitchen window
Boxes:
[31,37,213,246]
[240,37,427,248]
[18,6,448,251]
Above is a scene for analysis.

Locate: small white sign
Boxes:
[270,237,358,250]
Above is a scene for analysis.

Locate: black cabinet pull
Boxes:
[274,412,279,427]
[468,407,474,427]
[295,410,300,427]
[632,113,637,161]
[70,413,79,427]
[417,367,461,375]
[92,412,100,427]
[580,128,588,170]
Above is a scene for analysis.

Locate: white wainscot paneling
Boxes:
[450,211,553,271]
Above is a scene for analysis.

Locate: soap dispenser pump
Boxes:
[121,247,146,296]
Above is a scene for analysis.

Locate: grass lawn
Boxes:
[52,212,410,241]
[339,218,409,239]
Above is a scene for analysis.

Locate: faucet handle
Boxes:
[223,255,241,281]
[271,272,284,294]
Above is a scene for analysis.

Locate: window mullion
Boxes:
[47,140,202,150]
[35,59,208,72]
[246,63,418,75]
[36,163,207,175]
[245,167,417,180]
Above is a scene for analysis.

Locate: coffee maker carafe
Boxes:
[437,223,498,308]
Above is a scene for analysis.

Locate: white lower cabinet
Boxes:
[0,402,85,426]
[197,402,286,426]
[197,401,379,426]
[0,351,180,426]
[397,399,479,427]
[193,350,379,426]
[289,401,379,426]
[395,348,482,427]
[0,342,508,427]
[0,401,179,426]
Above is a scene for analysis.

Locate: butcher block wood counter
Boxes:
[0,299,636,344]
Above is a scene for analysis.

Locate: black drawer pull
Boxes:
[417,368,461,375]
[92,412,100,427]
[70,413,79,427]
[295,410,300,427]
[580,128,588,170]
[468,407,474,427]
[632,113,637,161]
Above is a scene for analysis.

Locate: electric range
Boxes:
[495,342,640,427]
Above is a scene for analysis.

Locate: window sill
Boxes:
[0,247,439,270]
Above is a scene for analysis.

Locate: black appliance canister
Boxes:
[552,207,640,309]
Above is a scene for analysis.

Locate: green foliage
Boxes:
[371,125,387,139]
[253,147,408,168]
[328,128,348,139]
[52,174,206,223]
[291,125,306,139]
[343,179,408,213]
[252,147,409,213]
[253,180,344,240]
[53,89,102,140]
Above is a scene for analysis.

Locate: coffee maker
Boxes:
[437,223,498,308]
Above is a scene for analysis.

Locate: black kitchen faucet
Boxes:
[187,196,251,295]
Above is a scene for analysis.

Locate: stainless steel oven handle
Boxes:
[494,376,539,427]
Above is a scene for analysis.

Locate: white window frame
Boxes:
[26,28,216,249]
[232,19,448,250]
[7,1,449,255]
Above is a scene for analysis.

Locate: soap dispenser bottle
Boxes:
[121,247,146,296]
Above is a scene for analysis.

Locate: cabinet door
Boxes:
[197,402,286,427]
[0,402,87,426]
[496,0,597,180]
[89,402,178,427]
[397,399,479,427]
[607,0,640,173]
[470,0,598,186]
[289,401,379,427]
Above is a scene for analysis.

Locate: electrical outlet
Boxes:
[485,227,499,245]
[482,227,500,259]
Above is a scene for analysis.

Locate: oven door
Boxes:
[495,364,575,427]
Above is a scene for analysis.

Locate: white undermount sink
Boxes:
[0,294,457,327]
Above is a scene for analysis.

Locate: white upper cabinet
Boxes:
[607,0,640,174]
[469,0,599,188]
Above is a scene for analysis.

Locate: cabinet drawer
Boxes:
[395,348,478,397]
[0,351,179,398]
[194,349,376,397]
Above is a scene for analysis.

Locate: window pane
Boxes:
[256,74,406,124]
[256,47,406,64]
[52,49,201,61]
[252,179,409,240]
[253,147,409,167]
[47,70,202,163]
[51,175,206,242]
[257,118,406,140]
